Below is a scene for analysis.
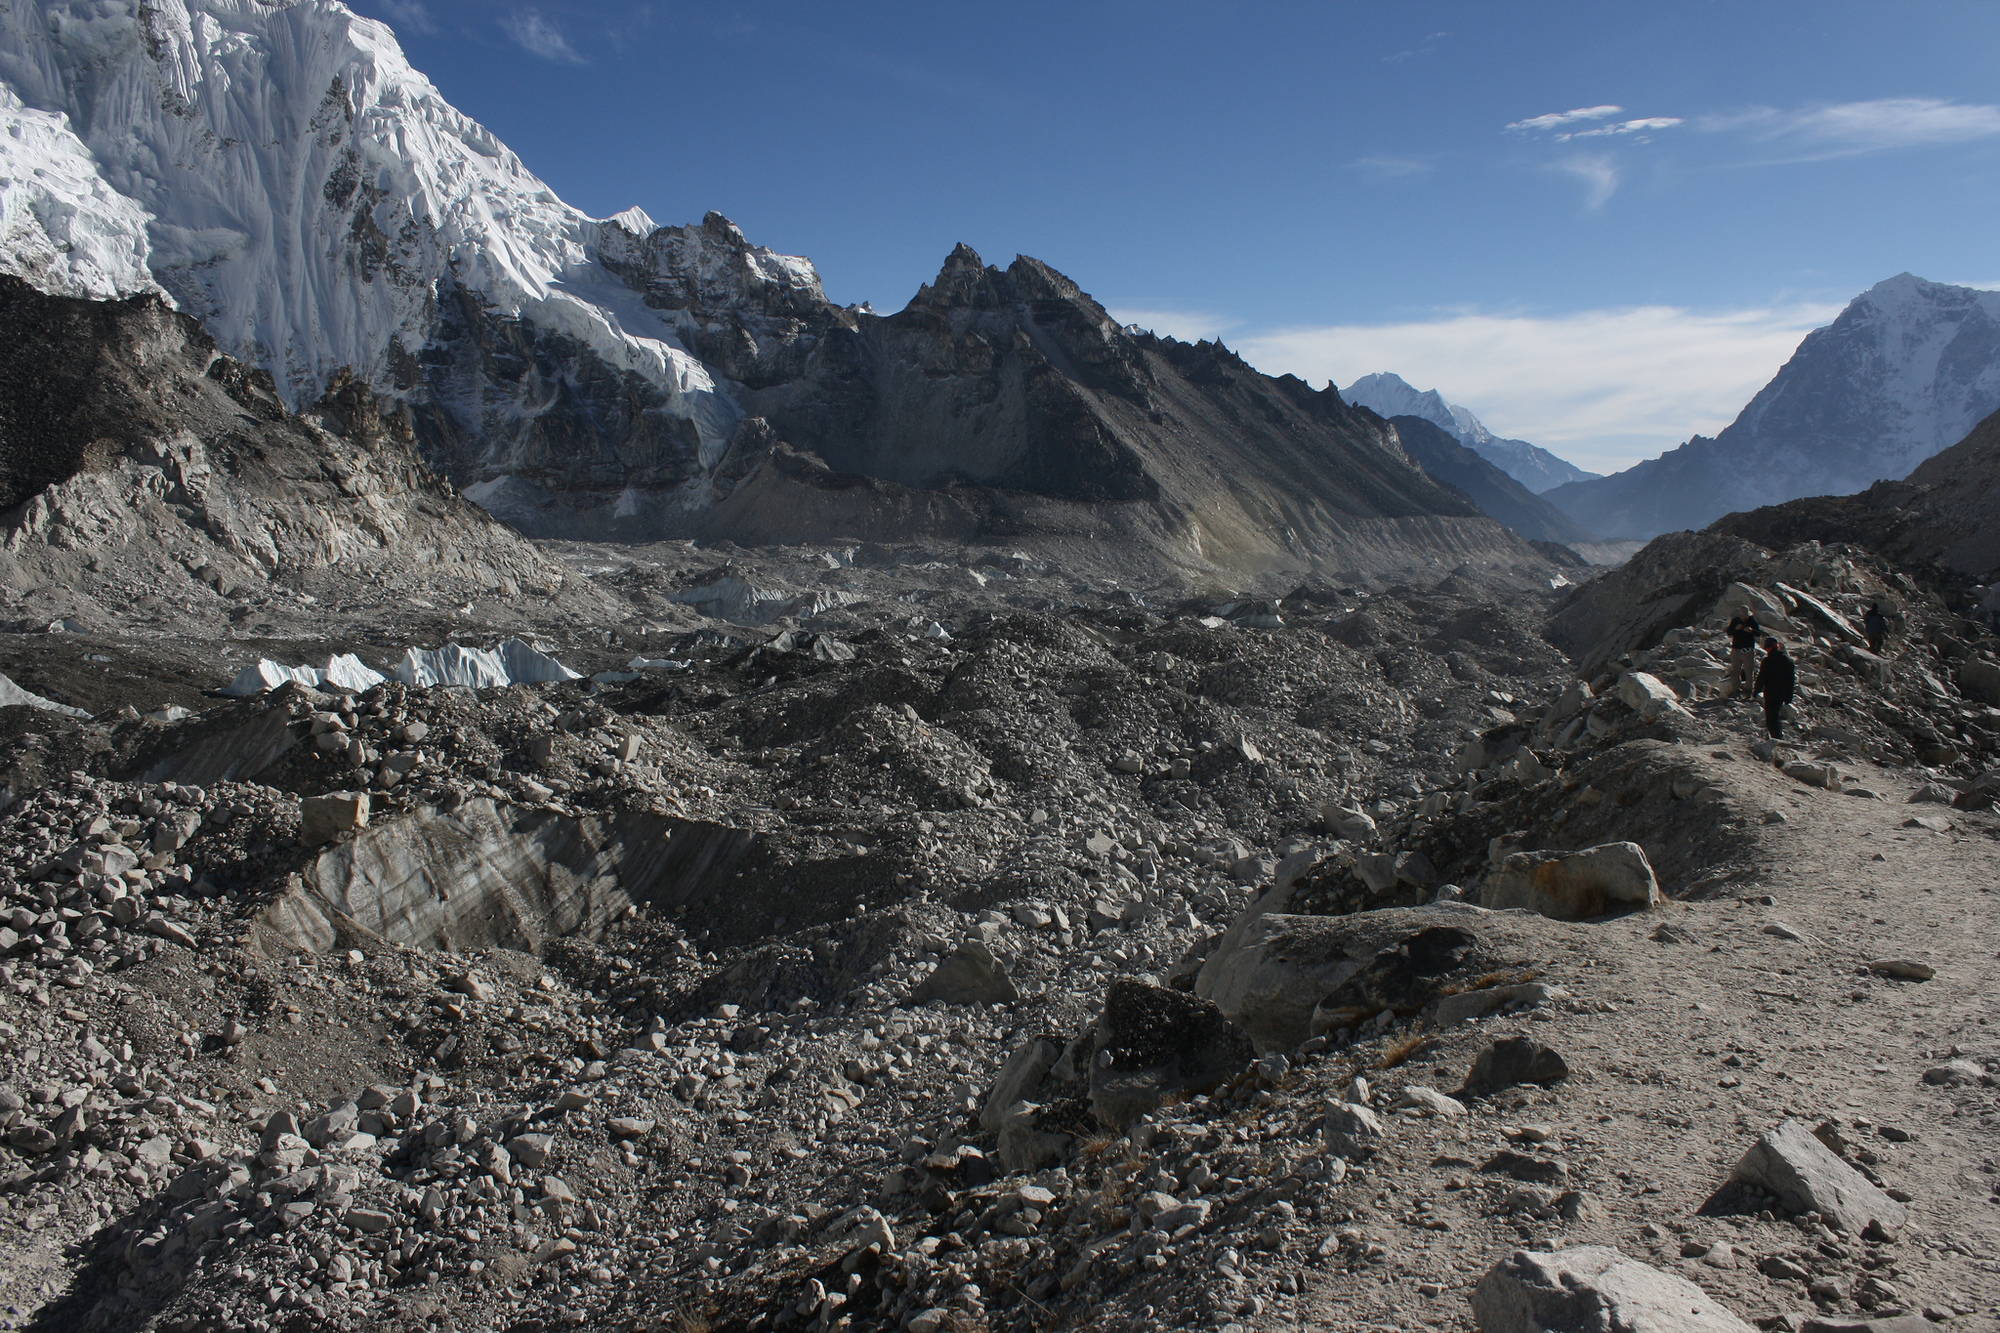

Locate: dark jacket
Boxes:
[1727,615,1761,652]
[1755,650,1796,705]
[1863,607,1889,638]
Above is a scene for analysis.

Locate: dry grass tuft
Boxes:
[1375,1028,1436,1070]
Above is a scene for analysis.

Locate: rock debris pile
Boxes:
[0,530,1993,1333]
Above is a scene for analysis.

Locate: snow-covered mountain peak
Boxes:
[1342,371,1598,494]
[0,0,811,471]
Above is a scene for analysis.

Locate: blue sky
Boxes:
[354,0,2000,472]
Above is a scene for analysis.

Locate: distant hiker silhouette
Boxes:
[1863,603,1888,655]
[1755,637,1796,740]
[1726,611,1762,696]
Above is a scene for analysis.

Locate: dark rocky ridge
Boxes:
[0,276,610,640]
[1709,406,2000,582]
[1384,414,1598,547]
[408,218,1558,582]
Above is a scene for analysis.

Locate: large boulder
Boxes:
[1471,1245,1755,1333]
[1087,980,1251,1129]
[1617,671,1692,721]
[1959,657,2000,706]
[979,1037,1062,1131]
[1728,1120,1907,1235]
[1197,904,1556,1053]
[1481,841,1660,920]
[913,940,1019,1006]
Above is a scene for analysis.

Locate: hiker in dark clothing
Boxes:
[1726,611,1762,695]
[1863,603,1889,655]
[1755,637,1796,739]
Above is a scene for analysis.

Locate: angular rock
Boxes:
[298,791,370,848]
[1921,1059,1983,1086]
[1088,980,1251,1129]
[1783,761,1840,790]
[911,939,1018,1006]
[1324,1101,1387,1158]
[1471,1245,1754,1333]
[1481,841,1660,920]
[1434,982,1566,1026]
[1617,671,1693,721]
[1466,1036,1570,1090]
[1865,958,1933,981]
[1197,903,1529,1054]
[1728,1119,1907,1235]
[980,1036,1061,1132]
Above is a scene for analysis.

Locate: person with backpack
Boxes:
[1754,637,1796,740]
[1726,610,1762,696]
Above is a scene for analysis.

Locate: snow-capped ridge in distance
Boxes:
[1542,273,2000,540]
[1342,371,1600,493]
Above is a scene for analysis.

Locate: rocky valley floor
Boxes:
[0,534,1992,1333]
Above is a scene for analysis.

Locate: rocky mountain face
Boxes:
[1546,275,2000,541]
[0,1,1551,579]
[1343,372,1599,493]
[1707,405,2000,583]
[1382,415,1598,547]
[0,274,608,638]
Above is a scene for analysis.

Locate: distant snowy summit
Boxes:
[1543,274,2000,540]
[1342,372,1600,494]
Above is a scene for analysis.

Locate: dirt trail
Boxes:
[1288,700,2000,1333]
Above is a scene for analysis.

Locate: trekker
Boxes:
[1755,637,1796,740]
[1726,610,1762,695]
[1863,602,1889,655]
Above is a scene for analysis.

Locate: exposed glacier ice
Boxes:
[391,639,579,689]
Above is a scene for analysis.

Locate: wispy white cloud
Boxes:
[1107,308,1242,344]
[1509,105,1682,142]
[1704,97,2000,158]
[1554,153,1620,209]
[1383,31,1447,64]
[375,0,436,35]
[501,8,585,63]
[1564,116,1682,139]
[1506,105,1623,133]
[1352,154,1432,179]
[1231,301,1842,474]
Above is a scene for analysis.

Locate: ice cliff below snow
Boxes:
[0,0,826,531]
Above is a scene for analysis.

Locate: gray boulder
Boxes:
[980,1037,1061,1131]
[1481,841,1660,920]
[1198,903,1560,1054]
[1729,1119,1907,1235]
[1466,1036,1570,1090]
[912,940,1019,1006]
[1472,1245,1754,1332]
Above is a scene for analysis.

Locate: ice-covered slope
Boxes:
[1343,372,1598,493]
[0,0,767,473]
[0,84,158,299]
[1546,275,2000,540]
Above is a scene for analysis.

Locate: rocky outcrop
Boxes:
[0,276,608,637]
[1472,1246,1754,1333]
[1709,405,2000,581]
